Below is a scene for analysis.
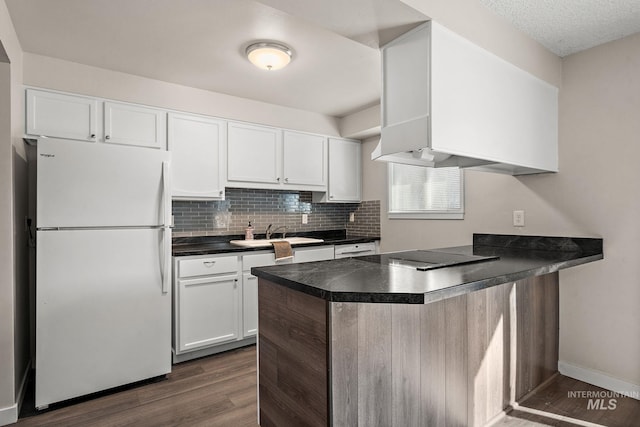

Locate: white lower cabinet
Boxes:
[173,245,339,362]
[173,254,243,362]
[241,252,281,339]
[334,242,377,259]
[242,273,259,338]
[293,245,336,263]
[177,274,240,352]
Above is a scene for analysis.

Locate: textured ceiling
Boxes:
[481,0,640,57]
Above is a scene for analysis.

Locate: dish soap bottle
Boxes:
[245,221,254,240]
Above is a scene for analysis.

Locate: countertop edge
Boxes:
[172,236,380,257]
[251,249,603,304]
[420,252,603,304]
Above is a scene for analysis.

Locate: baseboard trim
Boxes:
[559,361,640,400]
[172,338,256,364]
[510,402,606,427]
[0,403,18,427]
[0,361,32,426]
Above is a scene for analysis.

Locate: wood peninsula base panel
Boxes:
[258,280,329,427]
[257,273,559,427]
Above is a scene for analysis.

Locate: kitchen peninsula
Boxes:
[251,234,603,427]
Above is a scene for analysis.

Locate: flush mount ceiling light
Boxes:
[246,42,292,71]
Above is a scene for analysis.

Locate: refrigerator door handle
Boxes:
[162,161,172,227]
[161,160,171,294]
[162,227,170,294]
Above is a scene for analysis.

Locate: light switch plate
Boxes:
[301,213,308,224]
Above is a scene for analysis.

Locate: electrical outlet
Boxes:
[301,213,308,224]
[349,212,355,222]
[513,210,525,227]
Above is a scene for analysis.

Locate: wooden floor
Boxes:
[17,345,640,427]
[510,375,640,427]
[17,346,258,427]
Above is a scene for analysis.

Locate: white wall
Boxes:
[22,53,340,137]
[0,0,26,424]
[555,33,640,390]
[0,57,16,427]
[363,31,640,390]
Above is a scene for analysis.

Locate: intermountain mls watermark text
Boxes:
[568,390,640,410]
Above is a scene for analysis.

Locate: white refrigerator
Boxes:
[35,138,172,409]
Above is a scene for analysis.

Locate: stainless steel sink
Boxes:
[229,237,324,247]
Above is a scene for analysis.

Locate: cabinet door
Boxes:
[227,122,281,184]
[242,273,258,338]
[26,89,98,142]
[328,138,361,202]
[282,131,327,188]
[168,113,225,200]
[177,274,239,352]
[104,101,166,149]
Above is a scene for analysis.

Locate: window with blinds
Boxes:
[388,163,464,219]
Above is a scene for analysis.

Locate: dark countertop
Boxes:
[250,234,603,304]
[172,229,379,257]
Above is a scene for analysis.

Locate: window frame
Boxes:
[387,163,465,220]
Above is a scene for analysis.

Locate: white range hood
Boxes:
[372,21,559,175]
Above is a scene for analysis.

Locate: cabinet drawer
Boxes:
[293,246,335,263]
[242,253,277,271]
[178,256,238,278]
[334,242,376,259]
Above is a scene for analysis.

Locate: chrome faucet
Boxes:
[265,224,287,239]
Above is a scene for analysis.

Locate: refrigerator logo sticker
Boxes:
[40,154,55,158]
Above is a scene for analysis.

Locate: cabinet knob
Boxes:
[90,134,96,139]
[276,177,281,182]
[219,190,223,196]
[105,135,111,140]
[284,178,289,183]
[329,195,334,199]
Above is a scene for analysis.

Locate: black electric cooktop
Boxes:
[357,250,499,271]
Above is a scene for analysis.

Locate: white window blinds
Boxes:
[388,163,464,219]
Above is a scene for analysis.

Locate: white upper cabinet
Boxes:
[227,122,281,184]
[227,122,328,191]
[282,131,327,187]
[104,101,166,150]
[168,113,226,200]
[26,89,167,150]
[328,138,361,202]
[313,137,361,203]
[26,89,98,142]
